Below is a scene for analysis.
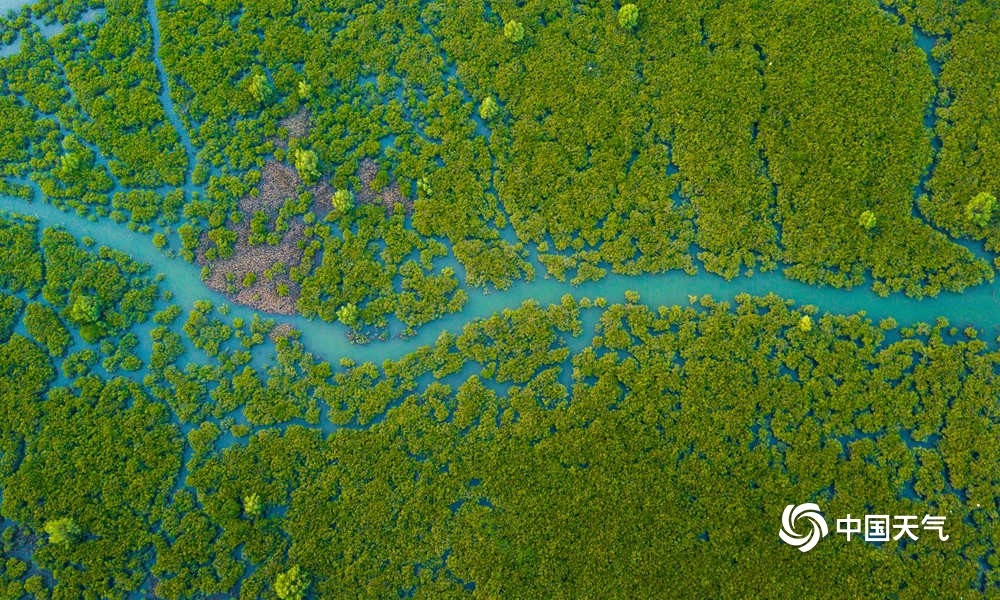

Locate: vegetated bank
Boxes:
[2,0,1000,339]
[0,214,994,598]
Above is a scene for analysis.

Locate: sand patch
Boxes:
[240,159,299,215]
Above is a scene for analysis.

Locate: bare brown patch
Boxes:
[240,160,299,215]
[275,109,310,149]
[355,158,413,215]
[269,322,296,342]
[197,108,413,319]
[198,220,303,316]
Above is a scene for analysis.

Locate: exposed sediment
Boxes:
[198,219,304,315]
[355,158,412,215]
[199,110,410,317]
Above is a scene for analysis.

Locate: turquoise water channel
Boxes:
[0,0,995,594]
[3,190,999,368]
[3,0,992,367]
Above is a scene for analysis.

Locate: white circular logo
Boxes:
[779,503,828,552]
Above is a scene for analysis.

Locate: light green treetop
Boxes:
[275,565,310,600]
[44,518,81,546]
[479,96,499,121]
[69,294,101,324]
[618,4,639,30]
[332,189,354,213]
[504,20,525,42]
[247,72,274,104]
[337,303,360,327]
[243,493,262,518]
[293,148,321,185]
[858,210,876,230]
[965,191,995,227]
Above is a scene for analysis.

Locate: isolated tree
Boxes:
[332,189,354,213]
[965,191,995,227]
[274,566,310,600]
[337,303,360,327]
[243,493,262,518]
[247,72,274,104]
[293,148,320,185]
[416,177,433,198]
[618,4,639,30]
[504,20,525,42]
[479,96,500,121]
[858,210,876,231]
[44,518,81,546]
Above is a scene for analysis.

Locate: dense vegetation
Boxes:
[0,216,994,598]
[1,0,999,596]
[2,0,1000,336]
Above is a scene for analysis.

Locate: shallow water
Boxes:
[0,0,29,13]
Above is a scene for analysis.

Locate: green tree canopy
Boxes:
[274,565,310,600]
[243,493,262,518]
[858,210,876,230]
[337,303,360,327]
[247,72,274,104]
[618,4,639,30]
[69,294,101,324]
[503,20,525,42]
[332,189,354,213]
[43,518,81,546]
[479,96,499,121]
[965,191,996,227]
[293,149,321,185]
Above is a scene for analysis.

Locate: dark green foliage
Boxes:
[23,302,70,357]
[0,218,43,297]
[0,212,995,597]
[0,293,24,342]
[296,206,467,331]
[39,227,159,343]
[0,0,998,596]
[163,294,995,598]
[920,7,1000,252]
[5,0,989,332]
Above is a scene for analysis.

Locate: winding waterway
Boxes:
[0,0,995,595]
[3,190,1000,367]
[2,0,993,367]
